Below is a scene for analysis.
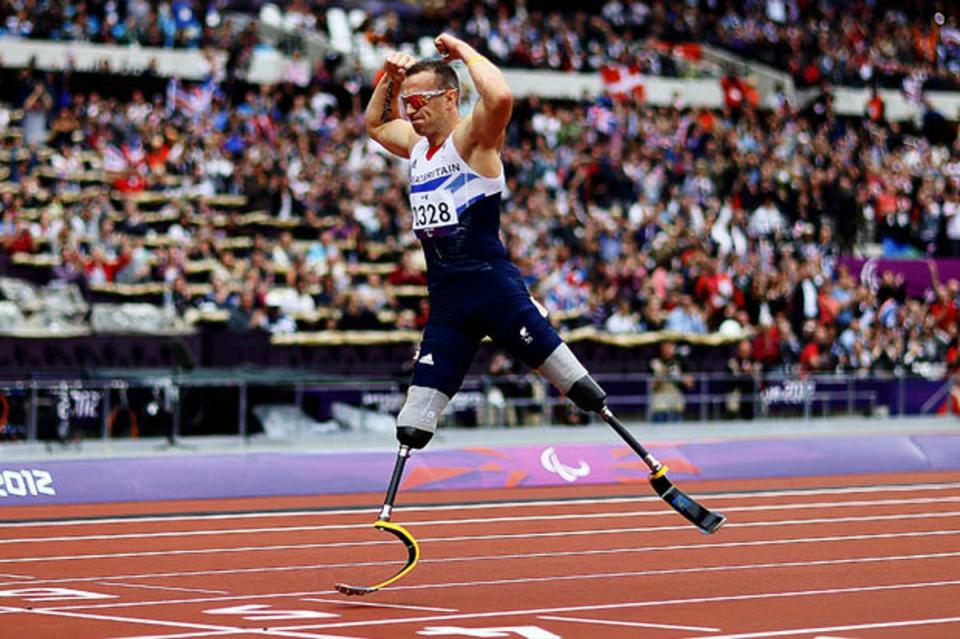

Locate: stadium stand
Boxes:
[3,12,960,631]
[0,2,957,395]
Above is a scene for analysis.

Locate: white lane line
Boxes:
[539,614,720,632]
[0,605,350,638]
[117,631,353,639]
[677,615,960,639]
[5,497,960,545]
[11,526,960,596]
[38,548,960,612]
[114,631,239,639]
[2,525,959,585]
[4,482,960,528]
[3,565,336,590]
[317,550,960,595]
[2,511,958,566]
[301,597,457,613]
[0,573,34,579]
[96,582,230,595]
[279,579,960,631]
[121,634,358,639]
[43,590,338,612]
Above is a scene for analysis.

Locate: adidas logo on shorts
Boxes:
[418,353,435,365]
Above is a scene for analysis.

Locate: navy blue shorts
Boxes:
[411,267,562,398]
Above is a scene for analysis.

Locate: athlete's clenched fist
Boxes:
[383,51,417,81]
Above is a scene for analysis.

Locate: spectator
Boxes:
[228,288,267,332]
[354,273,389,313]
[265,301,297,335]
[649,341,694,422]
[865,86,886,124]
[665,294,707,334]
[604,298,639,333]
[640,297,666,331]
[171,275,196,316]
[799,324,835,373]
[338,293,381,331]
[202,277,238,311]
[726,339,757,420]
[51,246,88,287]
[387,252,427,286]
[482,351,536,427]
[22,80,53,146]
[749,194,786,238]
[84,245,130,284]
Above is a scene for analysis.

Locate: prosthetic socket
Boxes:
[396,344,607,449]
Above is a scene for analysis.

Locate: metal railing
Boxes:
[0,371,950,443]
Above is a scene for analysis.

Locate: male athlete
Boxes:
[336,36,724,595]
[364,33,609,450]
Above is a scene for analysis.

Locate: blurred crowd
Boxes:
[498,89,960,379]
[4,0,957,90]
[363,0,960,89]
[0,0,254,48]
[0,2,959,379]
[706,1,960,89]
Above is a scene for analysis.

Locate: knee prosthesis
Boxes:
[396,385,450,449]
[536,343,607,412]
[566,374,607,412]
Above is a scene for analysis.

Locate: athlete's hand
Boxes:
[434,33,467,62]
[383,51,416,81]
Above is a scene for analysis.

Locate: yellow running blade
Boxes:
[335,520,420,596]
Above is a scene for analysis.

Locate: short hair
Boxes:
[405,59,459,96]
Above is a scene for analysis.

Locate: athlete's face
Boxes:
[401,71,456,136]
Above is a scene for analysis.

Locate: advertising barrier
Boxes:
[2,433,959,505]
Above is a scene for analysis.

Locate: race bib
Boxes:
[410,190,459,233]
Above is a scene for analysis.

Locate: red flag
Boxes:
[600,64,645,102]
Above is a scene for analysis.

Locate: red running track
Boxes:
[1,470,959,639]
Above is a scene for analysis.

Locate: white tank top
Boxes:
[407,135,510,281]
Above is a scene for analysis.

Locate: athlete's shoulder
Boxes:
[452,115,502,180]
[410,136,429,157]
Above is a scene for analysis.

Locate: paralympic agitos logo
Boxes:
[539,446,591,482]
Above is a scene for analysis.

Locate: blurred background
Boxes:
[0,0,959,447]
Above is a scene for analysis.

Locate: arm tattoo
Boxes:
[380,80,395,124]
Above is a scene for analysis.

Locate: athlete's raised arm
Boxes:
[365,51,420,158]
[436,34,513,159]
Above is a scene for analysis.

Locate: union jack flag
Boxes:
[166,77,217,118]
[587,104,617,135]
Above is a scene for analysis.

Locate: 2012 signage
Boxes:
[0,469,55,497]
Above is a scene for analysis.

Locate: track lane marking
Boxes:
[119,632,333,639]
[125,634,360,639]
[274,580,960,631]
[0,605,356,638]
[301,597,457,613]
[113,631,240,639]
[676,615,960,639]
[366,550,960,594]
[96,582,230,595]
[5,498,960,545]
[41,591,346,611]
[2,513,958,565]
[538,614,720,632]
[4,482,960,528]
[27,528,960,594]
[34,548,960,612]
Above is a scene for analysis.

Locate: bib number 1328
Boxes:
[410,191,458,231]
